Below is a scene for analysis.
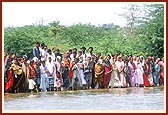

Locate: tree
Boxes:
[137,4,164,58]
[4,4,164,59]
[120,4,145,35]
[119,4,164,58]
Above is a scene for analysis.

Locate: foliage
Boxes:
[4,4,164,59]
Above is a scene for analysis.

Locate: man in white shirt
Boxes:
[46,57,56,91]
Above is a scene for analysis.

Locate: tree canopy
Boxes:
[4,4,164,59]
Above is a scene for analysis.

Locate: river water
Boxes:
[3,86,165,112]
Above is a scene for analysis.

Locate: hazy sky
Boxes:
[3,2,130,27]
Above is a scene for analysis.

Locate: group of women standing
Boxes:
[4,43,164,93]
[107,55,164,88]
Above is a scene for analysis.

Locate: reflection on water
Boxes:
[4,86,164,111]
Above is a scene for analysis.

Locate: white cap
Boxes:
[41,58,45,61]
[56,56,61,59]
[33,57,38,62]
[27,60,30,64]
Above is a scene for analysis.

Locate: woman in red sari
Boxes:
[143,58,150,87]
[103,57,112,88]
[69,60,75,89]
[5,69,14,93]
[4,53,16,93]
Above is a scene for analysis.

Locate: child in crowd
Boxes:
[28,77,37,93]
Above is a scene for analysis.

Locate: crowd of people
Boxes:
[4,42,164,93]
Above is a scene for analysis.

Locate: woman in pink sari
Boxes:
[128,57,136,87]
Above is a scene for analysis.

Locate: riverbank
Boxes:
[4,86,164,99]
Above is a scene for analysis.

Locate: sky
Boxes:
[3,2,129,27]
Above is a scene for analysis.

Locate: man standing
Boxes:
[85,47,96,89]
[84,56,94,89]
[55,48,63,61]
[46,57,56,91]
[81,47,87,61]
[33,42,41,60]
[87,47,96,61]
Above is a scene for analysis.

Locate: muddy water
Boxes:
[3,86,164,111]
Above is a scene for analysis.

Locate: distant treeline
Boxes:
[4,4,164,59]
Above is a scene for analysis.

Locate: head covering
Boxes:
[57,56,61,59]
[41,58,45,62]
[32,57,38,62]
[98,59,103,64]
[27,60,30,64]
[22,55,28,60]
